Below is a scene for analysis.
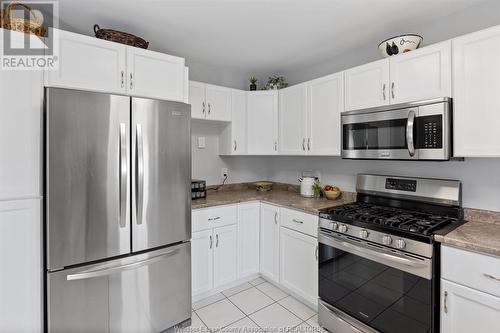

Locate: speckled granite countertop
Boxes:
[191,183,356,214]
[435,208,500,257]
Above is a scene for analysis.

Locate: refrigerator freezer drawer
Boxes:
[47,243,191,333]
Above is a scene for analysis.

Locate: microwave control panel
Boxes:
[416,115,443,149]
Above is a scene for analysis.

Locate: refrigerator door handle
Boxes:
[136,124,144,225]
[119,123,127,228]
[66,248,180,281]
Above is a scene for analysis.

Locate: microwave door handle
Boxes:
[406,110,416,157]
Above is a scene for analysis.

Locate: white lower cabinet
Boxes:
[237,202,260,278]
[213,224,238,288]
[0,199,42,333]
[441,279,500,333]
[191,229,214,296]
[280,227,318,305]
[260,203,280,282]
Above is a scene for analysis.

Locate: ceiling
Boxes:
[56,0,489,83]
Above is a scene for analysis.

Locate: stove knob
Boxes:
[330,222,339,231]
[359,229,369,239]
[382,235,393,245]
[339,224,348,233]
[395,239,406,249]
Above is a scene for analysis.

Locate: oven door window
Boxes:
[343,118,408,150]
[319,243,432,333]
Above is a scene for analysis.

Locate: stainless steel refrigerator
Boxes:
[45,88,191,333]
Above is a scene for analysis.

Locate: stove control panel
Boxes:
[319,218,433,258]
[385,178,417,192]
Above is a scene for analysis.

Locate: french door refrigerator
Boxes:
[45,88,191,333]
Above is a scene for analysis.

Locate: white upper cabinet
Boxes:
[188,81,231,121]
[220,89,247,155]
[453,25,500,157]
[344,59,390,111]
[46,29,127,94]
[247,90,279,155]
[126,47,185,102]
[189,81,206,119]
[205,84,232,121]
[46,29,186,101]
[237,202,260,278]
[306,72,343,155]
[389,41,451,104]
[0,32,42,200]
[279,84,308,155]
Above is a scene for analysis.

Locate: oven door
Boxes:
[318,232,435,333]
[342,108,418,160]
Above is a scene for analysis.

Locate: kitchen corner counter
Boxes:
[435,208,500,257]
[191,185,356,215]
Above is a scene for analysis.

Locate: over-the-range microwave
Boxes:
[341,97,451,160]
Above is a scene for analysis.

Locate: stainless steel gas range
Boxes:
[317,174,463,333]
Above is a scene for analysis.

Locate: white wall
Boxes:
[191,122,268,185]
[266,157,500,211]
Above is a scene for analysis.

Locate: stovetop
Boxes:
[319,202,459,238]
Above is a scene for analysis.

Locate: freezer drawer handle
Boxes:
[119,123,127,228]
[136,124,144,225]
[66,249,180,281]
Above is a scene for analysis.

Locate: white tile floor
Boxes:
[180,277,325,333]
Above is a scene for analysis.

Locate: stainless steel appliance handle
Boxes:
[318,300,366,333]
[66,249,179,281]
[119,123,127,228]
[406,110,416,157]
[319,232,431,279]
[136,124,144,225]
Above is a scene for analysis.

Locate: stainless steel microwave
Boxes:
[341,98,451,160]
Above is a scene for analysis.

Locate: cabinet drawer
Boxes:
[192,205,237,232]
[442,245,500,298]
[280,208,318,238]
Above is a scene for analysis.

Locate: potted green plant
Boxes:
[249,76,258,91]
[265,75,288,90]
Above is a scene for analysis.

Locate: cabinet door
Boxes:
[390,41,451,104]
[247,91,279,154]
[0,32,42,199]
[441,279,500,333]
[189,81,206,120]
[260,204,280,282]
[206,84,231,121]
[238,202,260,278]
[127,47,185,102]
[280,227,318,305]
[46,29,126,94]
[0,199,42,333]
[191,230,213,296]
[279,84,307,155]
[453,25,500,157]
[344,59,390,111]
[231,89,247,154]
[307,72,343,155]
[213,224,238,288]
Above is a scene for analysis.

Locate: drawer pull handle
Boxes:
[292,219,304,224]
[483,273,500,282]
[208,217,221,222]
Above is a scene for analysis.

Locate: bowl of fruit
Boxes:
[323,185,341,200]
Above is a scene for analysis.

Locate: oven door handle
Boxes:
[319,232,432,279]
[406,109,416,157]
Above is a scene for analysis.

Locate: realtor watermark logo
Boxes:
[1,0,59,70]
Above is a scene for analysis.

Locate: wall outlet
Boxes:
[197,136,206,149]
[221,168,229,179]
